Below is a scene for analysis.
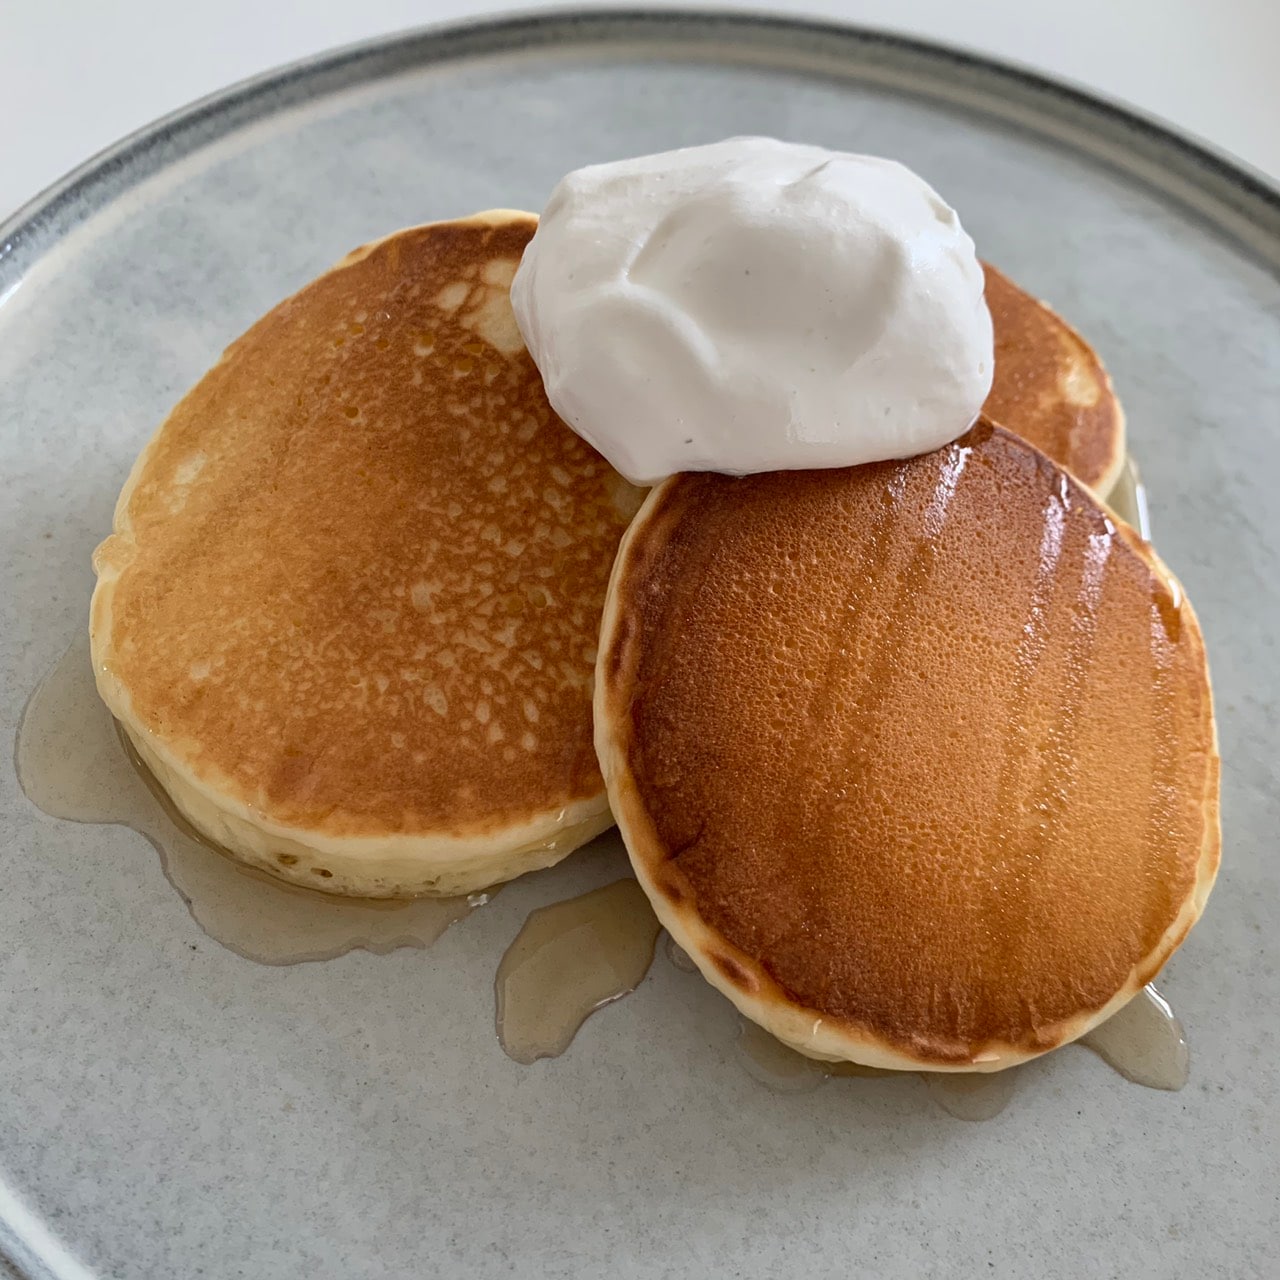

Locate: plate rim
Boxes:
[2,10,1278,1279]
[2,4,1279,293]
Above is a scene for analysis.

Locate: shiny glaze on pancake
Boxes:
[597,422,1218,1068]
[93,215,640,886]
[983,263,1125,495]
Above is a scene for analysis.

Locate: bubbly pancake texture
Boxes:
[597,421,1219,1070]
[983,263,1126,496]
[92,212,640,897]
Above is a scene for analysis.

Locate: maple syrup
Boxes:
[495,878,660,1063]
[16,636,479,965]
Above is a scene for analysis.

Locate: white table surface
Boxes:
[2,0,1277,223]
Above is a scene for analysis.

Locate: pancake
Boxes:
[983,262,1126,496]
[596,420,1219,1071]
[91,211,642,898]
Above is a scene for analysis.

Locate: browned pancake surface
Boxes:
[96,217,639,838]
[604,422,1217,1062]
[983,263,1124,493]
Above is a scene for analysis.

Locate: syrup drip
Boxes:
[922,1071,1020,1121]
[677,946,1012,1117]
[495,878,660,1063]
[664,934,698,972]
[15,636,479,964]
[1078,985,1189,1090]
[730,994,1186,1119]
[734,1019,827,1094]
[733,1018,1017,1119]
[1106,455,1151,538]
[734,982,1186,1117]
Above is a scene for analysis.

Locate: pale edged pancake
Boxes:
[984,262,1127,497]
[92,211,642,898]
[596,420,1219,1071]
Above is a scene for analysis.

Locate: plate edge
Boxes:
[1,5,1278,290]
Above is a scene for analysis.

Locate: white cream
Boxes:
[511,137,993,486]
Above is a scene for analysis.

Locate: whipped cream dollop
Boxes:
[510,137,993,486]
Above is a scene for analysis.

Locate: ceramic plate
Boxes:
[2,11,1277,1278]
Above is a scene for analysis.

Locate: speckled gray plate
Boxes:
[2,11,1278,1279]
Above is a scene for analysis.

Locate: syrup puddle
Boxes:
[922,1072,1020,1121]
[495,878,660,1064]
[664,934,698,973]
[1078,986,1188,1090]
[15,636,480,964]
[735,1020,835,1094]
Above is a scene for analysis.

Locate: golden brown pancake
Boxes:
[596,420,1219,1071]
[92,211,642,898]
[984,262,1126,496]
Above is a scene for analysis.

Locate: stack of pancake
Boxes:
[93,216,1217,1072]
